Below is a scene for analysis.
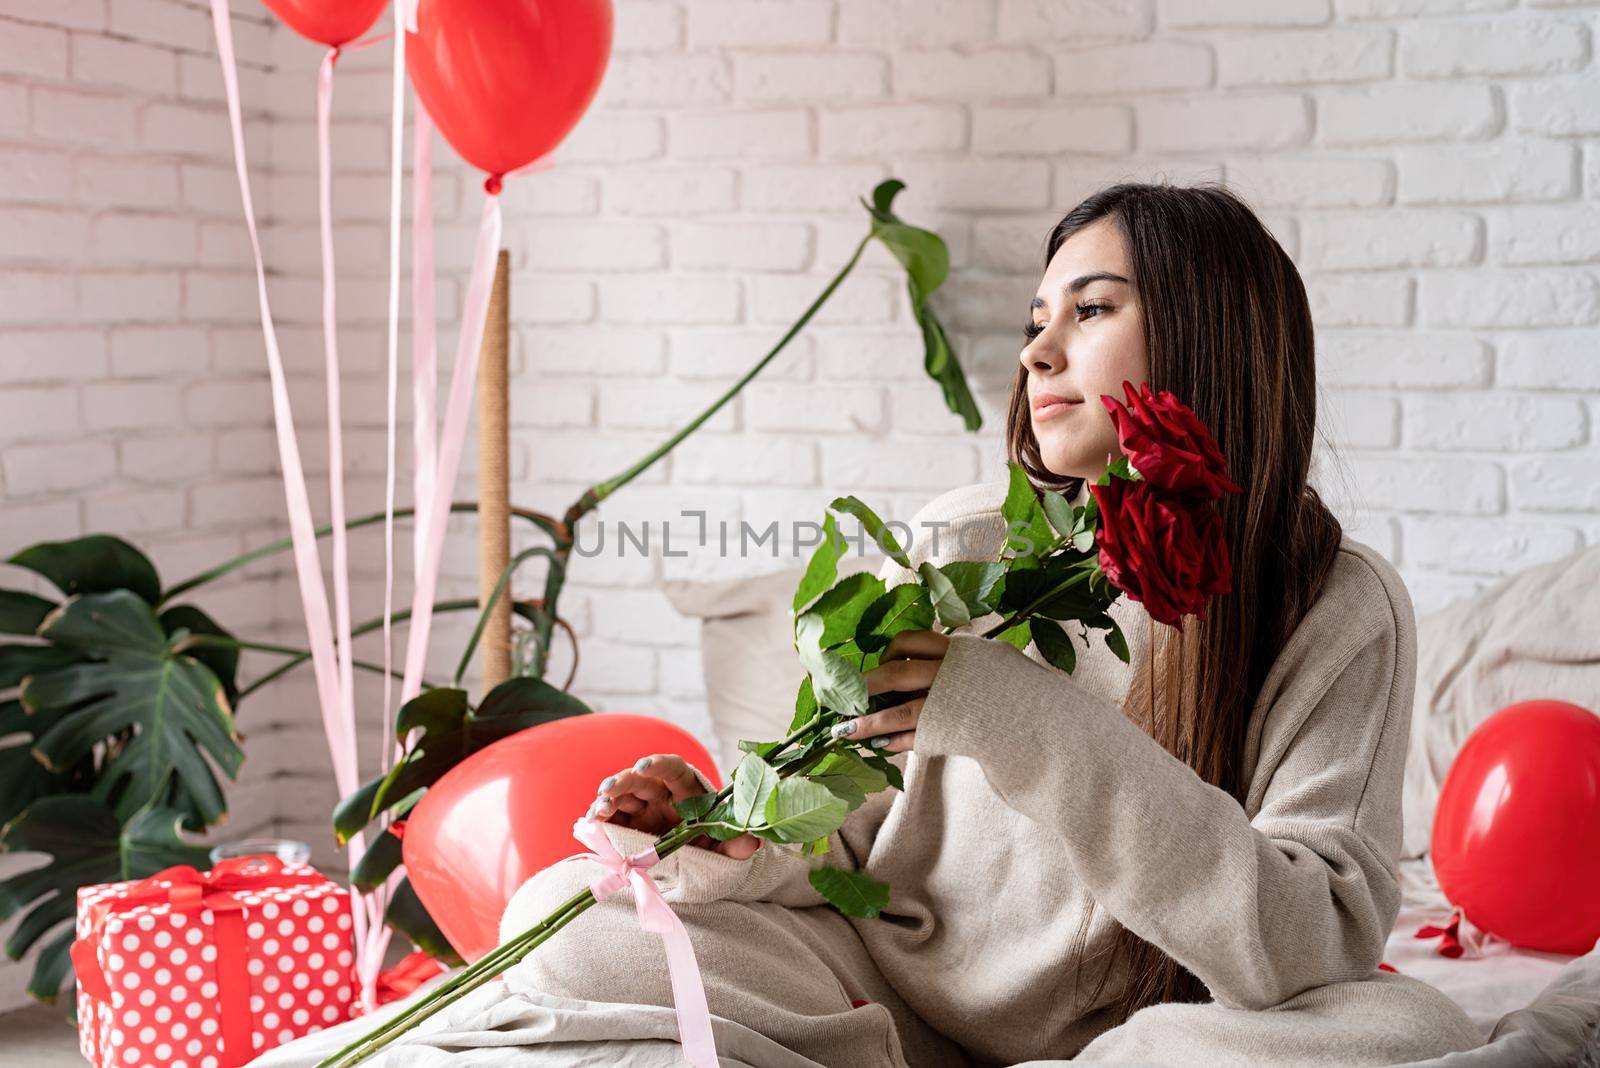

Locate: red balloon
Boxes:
[260,0,389,47]
[406,0,613,181]
[401,713,722,962]
[1431,699,1600,954]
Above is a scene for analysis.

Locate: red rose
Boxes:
[1089,478,1232,630]
[1100,380,1243,499]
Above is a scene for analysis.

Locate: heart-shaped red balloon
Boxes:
[1431,698,1600,954]
[260,0,390,47]
[406,0,613,181]
[401,713,722,962]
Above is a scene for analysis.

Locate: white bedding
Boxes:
[254,857,1599,1068]
[248,968,831,1067]
[1386,858,1582,1039]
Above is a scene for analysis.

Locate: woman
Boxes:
[507,182,1484,1067]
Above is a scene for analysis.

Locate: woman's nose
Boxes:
[1019,336,1065,375]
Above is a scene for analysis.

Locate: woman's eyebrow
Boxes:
[1029,272,1130,311]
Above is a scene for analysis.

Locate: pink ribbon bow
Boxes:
[566,817,719,1068]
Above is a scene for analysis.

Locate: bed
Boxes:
[257,544,1600,1066]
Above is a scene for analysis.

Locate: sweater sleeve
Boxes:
[914,592,1413,1010]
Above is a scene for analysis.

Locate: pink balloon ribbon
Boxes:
[316,43,359,830]
[564,818,720,1068]
[398,187,502,705]
[410,102,438,593]
[209,0,395,1011]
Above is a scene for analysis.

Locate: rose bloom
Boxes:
[1089,478,1232,630]
[1100,380,1243,500]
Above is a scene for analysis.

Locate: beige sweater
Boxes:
[719,477,1436,1065]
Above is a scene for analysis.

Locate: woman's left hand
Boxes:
[831,629,951,754]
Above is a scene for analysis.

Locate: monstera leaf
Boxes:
[20,591,241,827]
[335,676,592,843]
[9,534,161,605]
[0,590,56,635]
[862,179,981,432]
[0,797,210,1001]
[0,699,86,831]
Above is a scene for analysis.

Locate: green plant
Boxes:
[330,177,980,955]
[0,177,978,1002]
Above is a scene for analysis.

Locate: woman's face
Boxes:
[1020,217,1150,485]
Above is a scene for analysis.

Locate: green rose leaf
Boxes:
[9,535,161,606]
[918,561,970,629]
[1041,491,1076,539]
[806,572,888,649]
[1029,618,1077,675]
[933,560,1006,617]
[762,777,849,844]
[994,620,1032,653]
[1000,464,1056,569]
[736,737,783,760]
[808,749,889,811]
[793,512,844,615]
[672,791,720,823]
[795,612,868,718]
[858,748,905,791]
[730,752,780,830]
[786,674,819,733]
[1105,619,1131,663]
[828,495,909,569]
[1096,453,1140,485]
[808,865,891,919]
[855,583,935,655]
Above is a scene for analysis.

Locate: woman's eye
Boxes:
[1024,304,1108,340]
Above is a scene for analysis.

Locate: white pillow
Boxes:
[1402,541,1600,859]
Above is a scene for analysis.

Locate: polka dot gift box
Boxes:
[70,856,357,1068]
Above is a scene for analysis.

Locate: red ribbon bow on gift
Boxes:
[71,856,331,1068]
[1415,906,1465,958]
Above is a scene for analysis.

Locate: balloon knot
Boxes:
[485,174,504,196]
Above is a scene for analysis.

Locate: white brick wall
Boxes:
[0,0,292,1011]
[4,0,1600,1010]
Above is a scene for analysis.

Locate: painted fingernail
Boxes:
[634,757,652,771]
[869,736,891,749]
[598,775,618,792]
[830,720,858,739]
[594,797,614,814]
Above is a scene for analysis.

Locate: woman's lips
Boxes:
[1032,398,1082,422]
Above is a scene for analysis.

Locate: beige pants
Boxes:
[500,824,971,1068]
[501,825,1481,1068]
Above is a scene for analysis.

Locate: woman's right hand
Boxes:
[588,753,761,860]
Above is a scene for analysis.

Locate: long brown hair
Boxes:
[1006,181,1345,1027]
